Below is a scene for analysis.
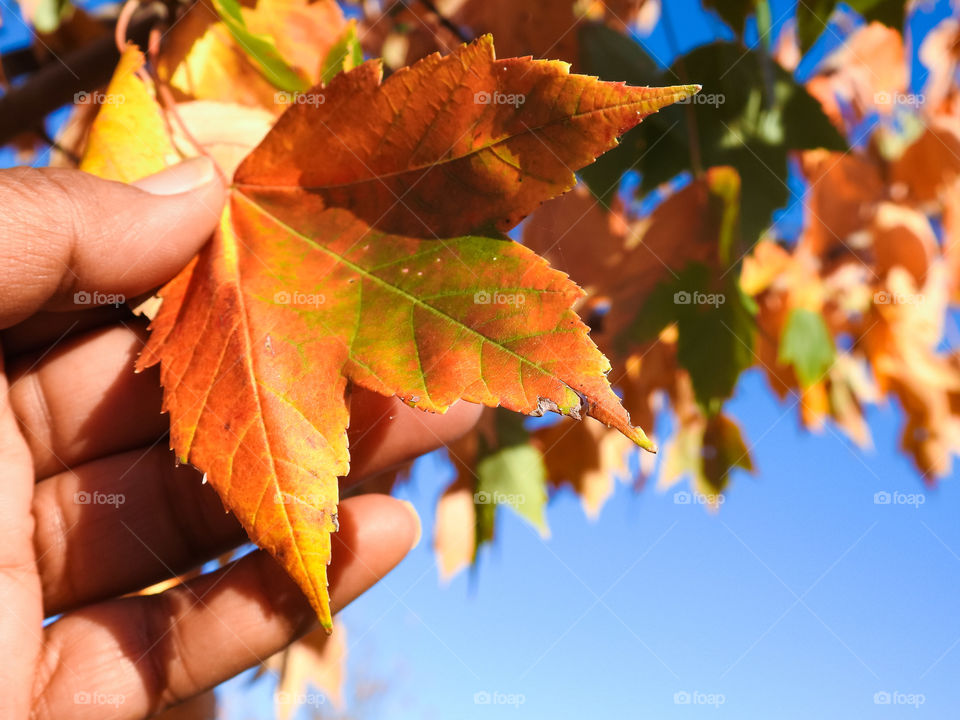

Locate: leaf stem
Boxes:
[414,0,472,44]
[755,0,776,110]
[660,3,703,177]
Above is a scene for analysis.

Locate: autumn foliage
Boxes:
[4,0,960,713]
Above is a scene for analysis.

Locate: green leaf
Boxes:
[31,0,71,32]
[641,43,847,246]
[210,0,310,93]
[577,24,664,207]
[701,0,756,36]
[799,0,904,51]
[797,0,838,52]
[579,39,847,245]
[701,413,754,493]
[653,43,846,242]
[625,263,757,411]
[320,21,363,86]
[664,412,752,500]
[777,308,836,388]
[475,410,549,539]
[848,0,904,29]
[578,22,660,86]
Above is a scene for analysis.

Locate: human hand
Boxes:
[0,158,480,719]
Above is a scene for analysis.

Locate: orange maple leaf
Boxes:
[128,37,698,628]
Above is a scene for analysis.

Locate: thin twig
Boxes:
[415,0,471,44]
[661,2,703,177]
[115,0,142,51]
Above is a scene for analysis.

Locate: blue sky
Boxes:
[3,0,960,717]
[279,369,959,720]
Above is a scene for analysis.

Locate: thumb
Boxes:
[0,157,225,329]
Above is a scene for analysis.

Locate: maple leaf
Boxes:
[524,170,736,361]
[126,37,697,629]
[265,621,348,717]
[434,469,478,581]
[889,118,960,208]
[79,46,275,183]
[797,149,885,260]
[805,22,906,129]
[532,416,633,519]
[80,47,179,182]
[658,380,753,505]
[434,406,549,580]
[233,36,698,237]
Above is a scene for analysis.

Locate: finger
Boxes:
[1,305,132,357]
[0,344,43,719]
[31,494,419,720]
[0,159,224,329]
[8,322,164,480]
[34,397,479,613]
[34,446,244,616]
[11,311,480,478]
[346,388,483,482]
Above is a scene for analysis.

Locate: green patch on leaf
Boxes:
[321,21,363,86]
[31,0,72,33]
[777,307,835,388]
[702,414,754,493]
[474,410,549,553]
[624,263,757,412]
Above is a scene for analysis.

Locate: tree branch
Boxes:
[0,5,164,147]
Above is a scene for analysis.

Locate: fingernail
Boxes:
[399,499,422,551]
[133,157,217,195]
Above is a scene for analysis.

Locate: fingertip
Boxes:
[129,157,226,261]
[104,160,226,295]
[398,499,423,551]
[346,393,482,482]
[0,163,227,325]
[328,494,421,612]
[132,156,221,196]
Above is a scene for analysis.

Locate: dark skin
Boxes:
[0,158,481,718]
